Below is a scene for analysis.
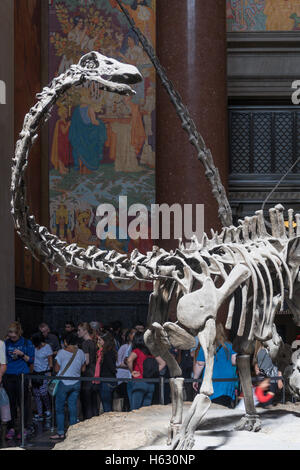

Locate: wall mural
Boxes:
[49,0,156,291]
[227,0,300,31]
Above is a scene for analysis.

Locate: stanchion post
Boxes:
[51,394,55,432]
[282,377,286,404]
[20,373,25,448]
[159,376,165,405]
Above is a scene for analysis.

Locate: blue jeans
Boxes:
[55,381,80,436]
[127,381,134,411]
[131,381,155,410]
[99,382,116,412]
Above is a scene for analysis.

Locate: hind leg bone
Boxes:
[235,354,261,432]
[172,318,216,449]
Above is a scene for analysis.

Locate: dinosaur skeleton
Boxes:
[11,6,300,451]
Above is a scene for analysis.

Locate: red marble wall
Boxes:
[156,0,229,250]
[14,0,46,291]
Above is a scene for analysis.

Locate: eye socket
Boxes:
[105,60,113,65]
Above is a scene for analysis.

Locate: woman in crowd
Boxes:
[50,332,85,440]
[3,321,35,440]
[77,322,98,420]
[193,323,238,408]
[254,340,283,400]
[0,338,10,432]
[116,328,136,411]
[98,332,117,412]
[93,334,104,383]
[127,331,165,410]
[31,332,53,422]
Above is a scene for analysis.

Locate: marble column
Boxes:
[14,0,43,292]
[0,0,15,338]
[156,0,228,251]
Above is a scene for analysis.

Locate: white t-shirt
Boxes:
[34,344,53,372]
[0,340,6,365]
[56,348,85,386]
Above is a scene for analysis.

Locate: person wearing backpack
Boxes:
[127,331,165,410]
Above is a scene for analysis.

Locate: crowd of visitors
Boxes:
[0,319,164,441]
[0,318,289,442]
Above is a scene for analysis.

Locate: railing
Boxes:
[15,372,287,448]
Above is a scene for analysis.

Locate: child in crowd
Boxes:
[31,332,53,422]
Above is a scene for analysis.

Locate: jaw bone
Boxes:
[77,51,143,95]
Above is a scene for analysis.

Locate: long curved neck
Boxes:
[10,66,169,282]
[11,67,85,261]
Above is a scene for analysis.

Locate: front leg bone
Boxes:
[198,318,216,396]
[172,393,211,450]
[167,378,184,445]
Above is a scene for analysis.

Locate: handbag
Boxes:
[0,385,9,407]
[0,385,11,423]
[48,348,78,397]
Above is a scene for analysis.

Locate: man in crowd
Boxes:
[134,323,145,333]
[39,323,60,357]
[64,321,76,334]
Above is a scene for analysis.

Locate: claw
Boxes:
[172,433,195,450]
[235,414,261,432]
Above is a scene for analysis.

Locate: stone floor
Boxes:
[3,399,300,451]
[0,419,55,450]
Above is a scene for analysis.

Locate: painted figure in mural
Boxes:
[128,210,153,256]
[290,12,300,31]
[50,201,74,291]
[50,104,72,175]
[110,0,155,45]
[110,95,145,172]
[102,213,129,254]
[131,0,155,46]
[74,208,101,290]
[125,95,146,161]
[140,83,155,168]
[245,0,266,30]
[52,202,74,244]
[58,15,95,74]
[97,210,130,291]
[74,208,98,249]
[227,0,266,31]
[69,88,107,173]
[119,33,152,104]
